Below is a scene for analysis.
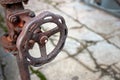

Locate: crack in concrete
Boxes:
[38,1,120,78]
[41,0,120,51]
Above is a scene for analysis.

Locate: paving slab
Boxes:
[39,58,100,80]
[24,0,120,80]
[88,41,120,65]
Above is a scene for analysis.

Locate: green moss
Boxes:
[30,67,47,80]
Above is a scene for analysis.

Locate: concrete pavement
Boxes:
[1,0,120,80]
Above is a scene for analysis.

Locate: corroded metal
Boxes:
[0,0,68,80]
[17,11,68,66]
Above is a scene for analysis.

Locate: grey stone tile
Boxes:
[109,35,120,48]
[31,74,40,80]
[88,41,120,65]
[40,58,100,80]
[75,50,97,72]
[68,27,103,41]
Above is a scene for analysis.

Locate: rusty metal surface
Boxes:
[0,1,68,80]
[17,11,68,66]
[0,0,28,4]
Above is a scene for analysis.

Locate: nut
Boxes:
[40,36,48,44]
[9,15,18,23]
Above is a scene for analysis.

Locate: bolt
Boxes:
[44,39,48,44]
[29,40,35,44]
[29,11,35,17]
[40,36,48,44]
[9,15,18,23]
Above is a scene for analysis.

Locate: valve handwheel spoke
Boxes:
[39,43,47,58]
[44,27,59,38]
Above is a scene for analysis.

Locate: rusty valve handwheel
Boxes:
[17,11,68,67]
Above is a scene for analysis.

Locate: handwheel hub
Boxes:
[40,36,48,44]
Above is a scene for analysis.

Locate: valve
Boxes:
[0,0,68,80]
[17,11,68,66]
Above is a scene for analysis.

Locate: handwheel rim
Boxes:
[16,11,68,67]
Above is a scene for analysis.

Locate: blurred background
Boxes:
[0,0,120,80]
